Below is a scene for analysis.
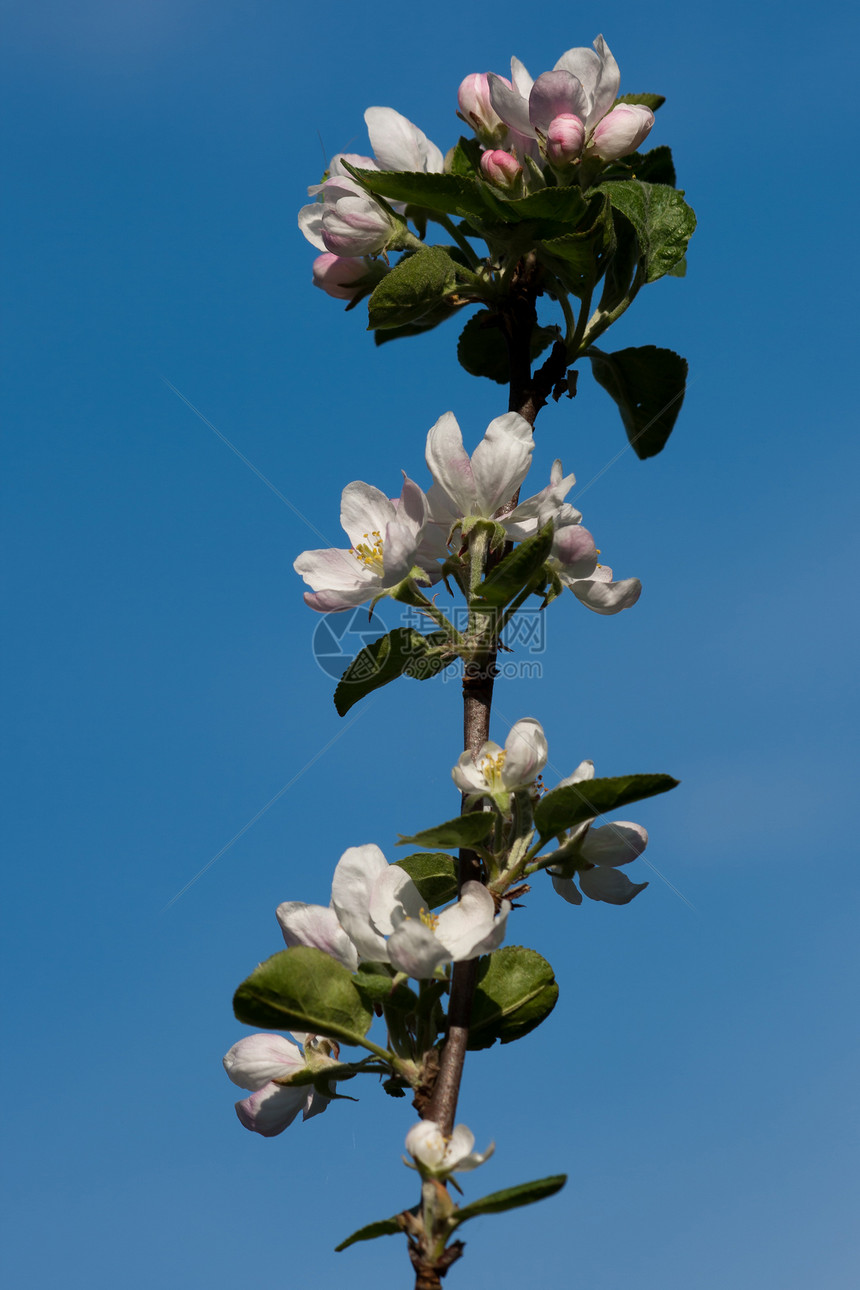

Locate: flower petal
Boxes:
[451,750,489,794]
[470,413,534,516]
[580,821,648,868]
[434,882,507,960]
[364,106,443,173]
[556,758,595,788]
[571,574,641,615]
[330,844,390,961]
[340,481,396,549]
[579,865,648,904]
[368,866,424,935]
[425,411,476,515]
[276,902,359,970]
[298,202,326,251]
[235,1082,311,1136]
[551,873,583,904]
[488,72,534,138]
[502,717,548,788]
[387,919,451,978]
[223,1034,305,1091]
[528,70,589,132]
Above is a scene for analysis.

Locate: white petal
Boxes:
[571,575,641,615]
[235,1082,311,1136]
[470,413,534,516]
[580,822,648,868]
[509,57,534,99]
[444,1123,476,1165]
[425,411,476,516]
[434,882,505,960]
[330,844,390,961]
[452,751,489,794]
[551,873,583,904]
[368,866,423,935]
[406,1120,448,1168]
[297,202,326,251]
[276,902,359,970]
[488,73,534,138]
[365,106,443,173]
[579,866,648,904]
[557,758,595,788]
[223,1034,305,1091]
[387,919,451,978]
[502,718,548,788]
[528,70,590,132]
[340,481,396,548]
[293,546,372,591]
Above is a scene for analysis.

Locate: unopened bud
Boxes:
[312,253,369,300]
[590,104,655,161]
[545,113,586,165]
[457,73,508,145]
[480,149,522,189]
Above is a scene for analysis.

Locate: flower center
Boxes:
[419,908,439,932]
[478,749,507,791]
[351,530,384,574]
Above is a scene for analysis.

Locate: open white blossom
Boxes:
[277,844,510,980]
[424,410,535,532]
[405,1120,494,1178]
[294,474,439,612]
[452,717,547,810]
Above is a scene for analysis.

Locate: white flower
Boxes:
[452,717,548,809]
[294,474,439,612]
[277,844,510,980]
[405,1120,494,1178]
[424,410,535,531]
[488,35,653,164]
[223,1033,334,1137]
[547,759,649,905]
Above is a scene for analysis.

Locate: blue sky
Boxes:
[2,1,858,1286]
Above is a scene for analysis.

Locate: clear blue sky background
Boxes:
[3,1,858,1286]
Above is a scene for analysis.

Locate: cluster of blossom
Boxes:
[224,718,648,1135]
[299,35,654,296]
[293,409,641,617]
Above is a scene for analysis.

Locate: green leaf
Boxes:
[372,306,456,345]
[457,309,558,383]
[398,812,495,850]
[539,193,615,296]
[631,145,676,187]
[233,947,372,1045]
[598,179,696,283]
[352,168,490,218]
[354,963,419,1011]
[475,523,554,608]
[395,852,459,908]
[452,1174,567,1226]
[534,772,680,839]
[334,628,454,716]
[335,1216,404,1252]
[367,246,461,330]
[468,946,558,1050]
[615,92,666,112]
[448,136,484,178]
[402,631,455,682]
[588,345,688,459]
[504,186,588,225]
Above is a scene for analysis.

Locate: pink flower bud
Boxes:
[312,253,368,300]
[590,104,655,162]
[480,149,522,189]
[545,113,586,165]
[458,73,508,145]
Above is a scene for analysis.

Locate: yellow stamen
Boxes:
[420,908,439,932]
[478,749,507,791]
[350,529,384,574]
